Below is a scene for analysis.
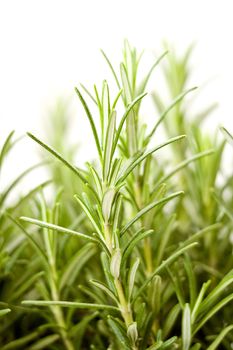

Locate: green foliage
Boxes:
[0,41,233,349]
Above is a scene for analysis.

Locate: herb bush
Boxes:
[0,42,233,349]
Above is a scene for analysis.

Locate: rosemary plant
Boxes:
[0,42,233,349]
[0,132,52,346]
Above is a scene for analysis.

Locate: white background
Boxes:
[0,0,233,188]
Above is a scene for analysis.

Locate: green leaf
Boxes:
[148,87,197,138]
[20,216,97,243]
[161,336,178,349]
[103,110,117,180]
[112,194,123,237]
[137,51,168,96]
[2,330,42,350]
[122,229,154,262]
[0,130,15,170]
[163,304,181,339]
[147,337,178,350]
[135,302,147,331]
[220,126,233,148]
[12,271,44,301]
[38,193,54,268]
[100,49,121,90]
[184,254,197,309]
[74,194,103,239]
[116,135,186,185]
[212,190,233,222]
[154,149,214,190]
[191,280,211,324]
[60,243,97,290]
[110,248,122,279]
[182,303,192,350]
[22,300,119,312]
[193,293,233,335]
[126,109,137,157]
[197,271,233,315]
[102,187,116,222]
[167,266,185,308]
[111,92,147,157]
[70,312,99,349]
[27,132,87,184]
[112,89,123,110]
[109,158,123,185]
[101,81,111,145]
[120,63,132,105]
[206,324,233,350]
[127,258,140,301]
[75,87,102,160]
[149,275,161,315]
[0,308,11,317]
[133,242,198,303]
[87,163,103,198]
[80,83,98,105]
[185,223,222,246]
[90,280,118,304]
[107,316,131,349]
[100,251,115,291]
[190,344,201,350]
[147,341,163,350]
[0,161,48,205]
[127,322,138,346]
[28,334,60,350]
[7,214,48,266]
[154,214,176,268]
[120,191,183,236]
[10,179,52,213]
[78,285,104,304]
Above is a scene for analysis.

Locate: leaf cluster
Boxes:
[0,41,233,349]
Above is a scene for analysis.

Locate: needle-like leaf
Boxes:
[20,216,97,242]
[22,300,119,311]
[27,132,87,184]
[120,191,183,236]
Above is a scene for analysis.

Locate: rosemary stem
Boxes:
[49,260,74,350]
[115,278,133,327]
[104,220,138,349]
